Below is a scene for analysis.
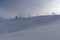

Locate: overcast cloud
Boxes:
[0,0,59,18]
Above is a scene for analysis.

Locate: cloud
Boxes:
[0,0,53,18]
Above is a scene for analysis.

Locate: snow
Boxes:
[0,15,58,34]
[0,15,60,40]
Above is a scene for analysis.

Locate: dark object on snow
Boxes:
[15,16,18,18]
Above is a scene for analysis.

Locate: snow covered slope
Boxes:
[0,17,60,40]
[0,15,60,40]
[0,15,59,34]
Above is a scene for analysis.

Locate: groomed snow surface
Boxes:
[0,15,60,40]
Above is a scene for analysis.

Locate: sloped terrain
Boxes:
[0,15,60,40]
[0,15,59,34]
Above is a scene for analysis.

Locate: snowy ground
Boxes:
[0,18,60,40]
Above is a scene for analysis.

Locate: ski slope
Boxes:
[0,15,58,34]
[0,18,60,40]
[0,15,60,40]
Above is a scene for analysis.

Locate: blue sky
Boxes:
[0,0,59,18]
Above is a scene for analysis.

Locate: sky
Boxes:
[0,0,60,18]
